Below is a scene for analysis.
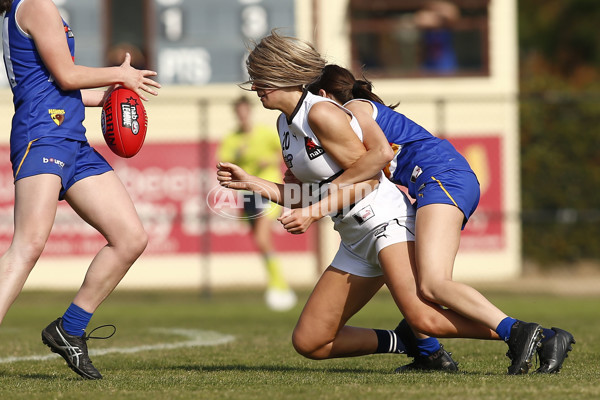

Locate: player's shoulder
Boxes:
[17,0,62,34]
[307,100,345,123]
[19,0,59,15]
[345,99,374,113]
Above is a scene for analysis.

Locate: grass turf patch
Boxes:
[0,289,598,400]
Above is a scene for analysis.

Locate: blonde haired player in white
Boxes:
[216,31,518,372]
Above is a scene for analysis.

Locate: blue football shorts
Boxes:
[415,169,480,229]
[12,136,113,200]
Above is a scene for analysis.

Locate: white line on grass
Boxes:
[0,328,235,364]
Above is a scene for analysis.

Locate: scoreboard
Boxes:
[0,0,295,86]
[153,0,295,84]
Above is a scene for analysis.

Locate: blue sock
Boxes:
[416,337,441,356]
[62,303,93,337]
[374,329,406,354]
[496,317,517,342]
[541,328,556,342]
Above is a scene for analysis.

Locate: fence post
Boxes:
[198,98,211,299]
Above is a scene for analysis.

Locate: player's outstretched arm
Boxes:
[278,179,376,234]
[19,0,160,101]
[217,162,285,204]
[217,162,326,209]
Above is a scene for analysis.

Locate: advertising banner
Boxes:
[450,136,504,250]
[0,136,501,256]
[0,142,315,256]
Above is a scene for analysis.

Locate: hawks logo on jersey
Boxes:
[48,109,65,126]
[305,137,324,160]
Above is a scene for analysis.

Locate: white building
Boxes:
[0,0,519,289]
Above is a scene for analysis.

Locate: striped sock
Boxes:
[374,329,406,354]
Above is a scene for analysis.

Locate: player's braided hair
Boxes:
[0,0,13,14]
[244,30,326,90]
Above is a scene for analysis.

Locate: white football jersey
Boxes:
[277,91,359,184]
[277,91,416,247]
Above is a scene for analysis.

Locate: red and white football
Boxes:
[101,87,147,158]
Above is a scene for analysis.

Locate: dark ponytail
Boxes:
[352,79,375,102]
[0,0,13,14]
[307,64,397,109]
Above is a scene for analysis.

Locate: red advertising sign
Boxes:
[0,136,501,255]
[0,142,315,256]
[449,136,504,250]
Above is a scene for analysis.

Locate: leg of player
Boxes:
[414,203,545,374]
[415,204,507,327]
[380,241,497,340]
[0,175,62,325]
[379,241,492,372]
[41,171,147,380]
[64,171,147,310]
[251,214,296,311]
[292,266,401,359]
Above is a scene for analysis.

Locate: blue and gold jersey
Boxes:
[350,99,474,200]
[3,0,86,154]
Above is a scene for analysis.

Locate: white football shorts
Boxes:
[331,217,415,277]
[329,177,416,278]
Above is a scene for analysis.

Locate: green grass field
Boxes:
[0,287,599,400]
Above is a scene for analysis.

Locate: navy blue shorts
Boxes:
[415,169,480,229]
[12,137,113,200]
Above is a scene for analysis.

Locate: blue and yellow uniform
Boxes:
[351,99,479,227]
[3,0,111,199]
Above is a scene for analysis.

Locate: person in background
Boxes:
[218,96,297,311]
[414,0,460,74]
[0,0,160,379]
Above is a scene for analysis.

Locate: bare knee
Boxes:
[113,228,148,261]
[11,235,47,267]
[404,313,431,337]
[291,328,331,360]
[417,279,447,305]
[403,309,449,337]
[127,229,148,259]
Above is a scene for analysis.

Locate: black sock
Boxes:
[374,329,406,354]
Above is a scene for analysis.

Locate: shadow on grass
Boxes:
[166,364,383,374]
[163,363,504,376]
[0,372,81,381]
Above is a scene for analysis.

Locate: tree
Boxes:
[518,0,600,265]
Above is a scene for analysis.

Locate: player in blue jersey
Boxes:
[0,0,160,379]
[278,63,573,374]
[218,31,465,374]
